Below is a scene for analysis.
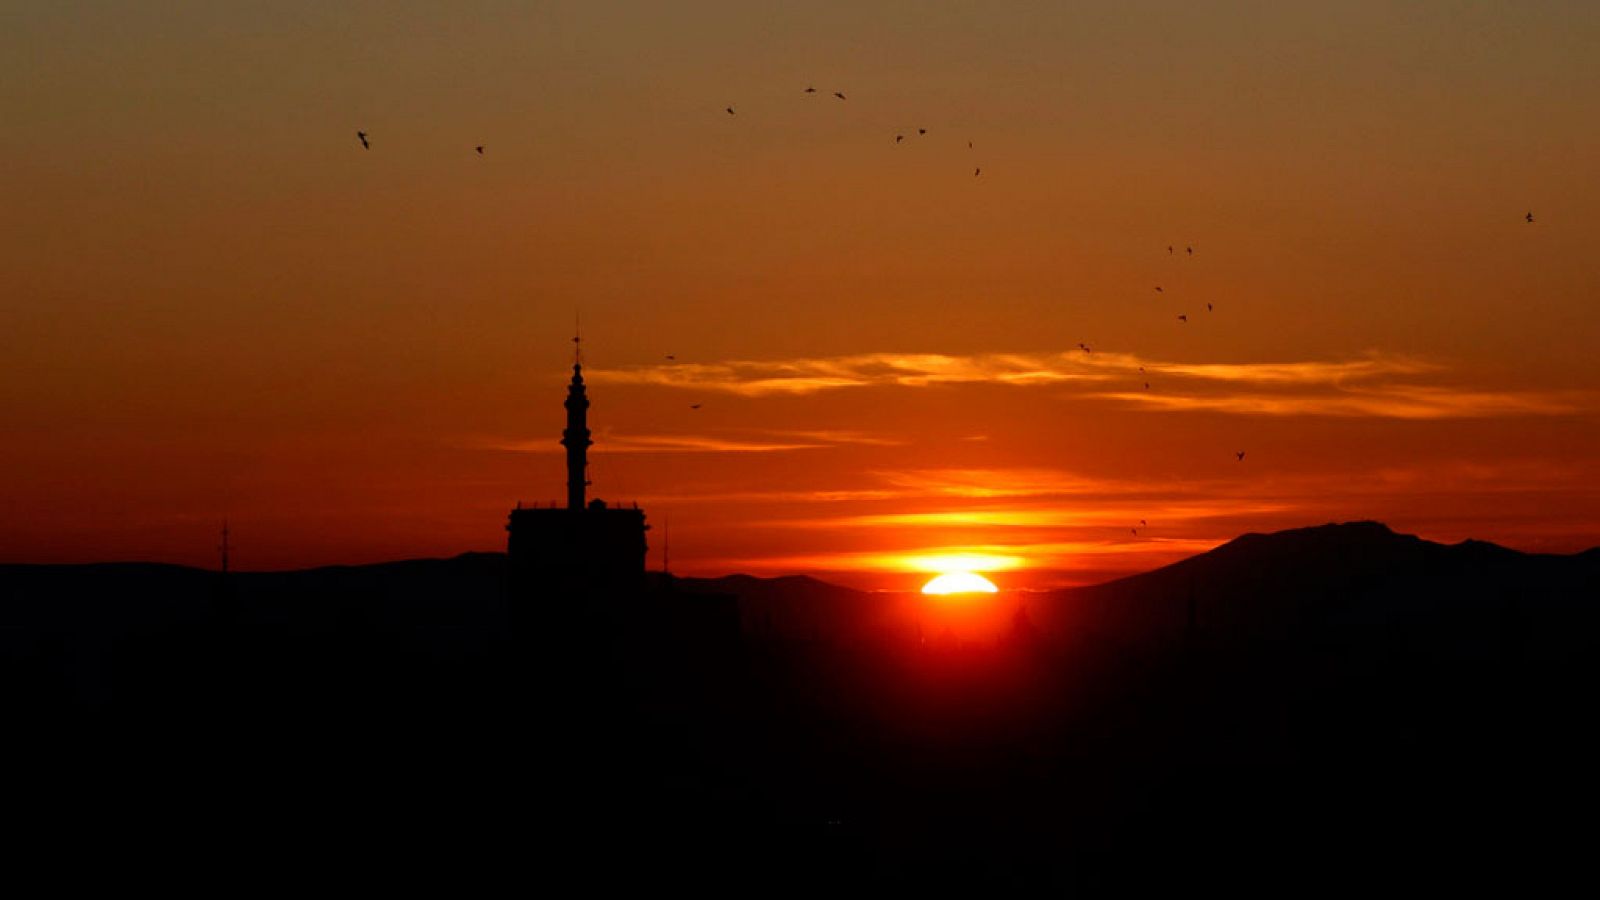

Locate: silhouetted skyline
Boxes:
[6,518,1596,888]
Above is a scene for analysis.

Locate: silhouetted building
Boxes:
[506,362,649,587]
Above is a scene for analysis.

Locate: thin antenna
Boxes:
[573,312,582,365]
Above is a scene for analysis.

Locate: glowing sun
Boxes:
[921,571,999,594]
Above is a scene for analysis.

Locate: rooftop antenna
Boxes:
[573,311,583,365]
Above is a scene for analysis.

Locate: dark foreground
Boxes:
[4,523,1597,890]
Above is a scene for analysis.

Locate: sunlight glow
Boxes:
[902,552,1023,573]
[921,572,1000,594]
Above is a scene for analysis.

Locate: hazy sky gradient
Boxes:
[3,2,1598,587]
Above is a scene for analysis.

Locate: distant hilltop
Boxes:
[4,521,1596,651]
[7,519,1592,586]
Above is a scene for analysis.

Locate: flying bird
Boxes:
[475,145,484,155]
[725,106,735,116]
[1131,528,1139,536]
[690,403,703,410]
[1144,382,1150,389]
[357,131,369,149]
[1177,314,1188,323]
[1207,302,1213,312]
[1138,366,1145,373]
[1168,245,1174,255]
[1526,211,1535,223]
[967,141,973,149]
[1154,286,1163,293]
[665,355,676,361]
[896,134,904,144]
[1140,519,1148,527]
[804,86,817,93]
[1186,246,1194,256]
[974,167,981,177]
[833,91,847,100]
[1078,343,1091,353]
[1236,450,1246,461]
[918,128,927,135]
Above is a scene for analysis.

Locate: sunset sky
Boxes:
[3,2,1598,588]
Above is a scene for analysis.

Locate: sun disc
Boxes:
[921,571,999,594]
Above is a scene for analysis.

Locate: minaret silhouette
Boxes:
[561,362,592,511]
[505,334,650,595]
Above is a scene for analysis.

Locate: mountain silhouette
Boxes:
[4,522,1597,890]
[1050,520,1599,661]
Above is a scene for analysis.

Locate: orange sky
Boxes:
[3,2,1598,589]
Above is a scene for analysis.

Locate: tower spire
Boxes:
[561,339,592,510]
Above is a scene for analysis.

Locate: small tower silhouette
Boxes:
[506,335,650,597]
[561,360,593,511]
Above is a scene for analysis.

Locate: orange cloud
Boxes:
[776,502,1297,530]
[1100,386,1592,419]
[482,434,822,454]
[589,350,1591,420]
[588,351,1121,395]
[876,467,1139,499]
[475,428,902,455]
[701,538,1224,579]
[1147,357,1440,384]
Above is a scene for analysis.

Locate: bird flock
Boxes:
[1119,205,1535,541]
[350,90,1545,547]
[722,83,984,175]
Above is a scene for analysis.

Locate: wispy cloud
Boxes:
[762,429,908,446]
[587,350,1434,396]
[588,350,1591,419]
[631,468,1137,507]
[639,460,1598,511]
[588,351,1124,396]
[774,502,1297,531]
[699,538,1224,578]
[475,427,902,455]
[483,434,820,454]
[877,467,1140,499]
[643,487,908,504]
[1098,386,1591,419]
[1148,357,1440,384]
